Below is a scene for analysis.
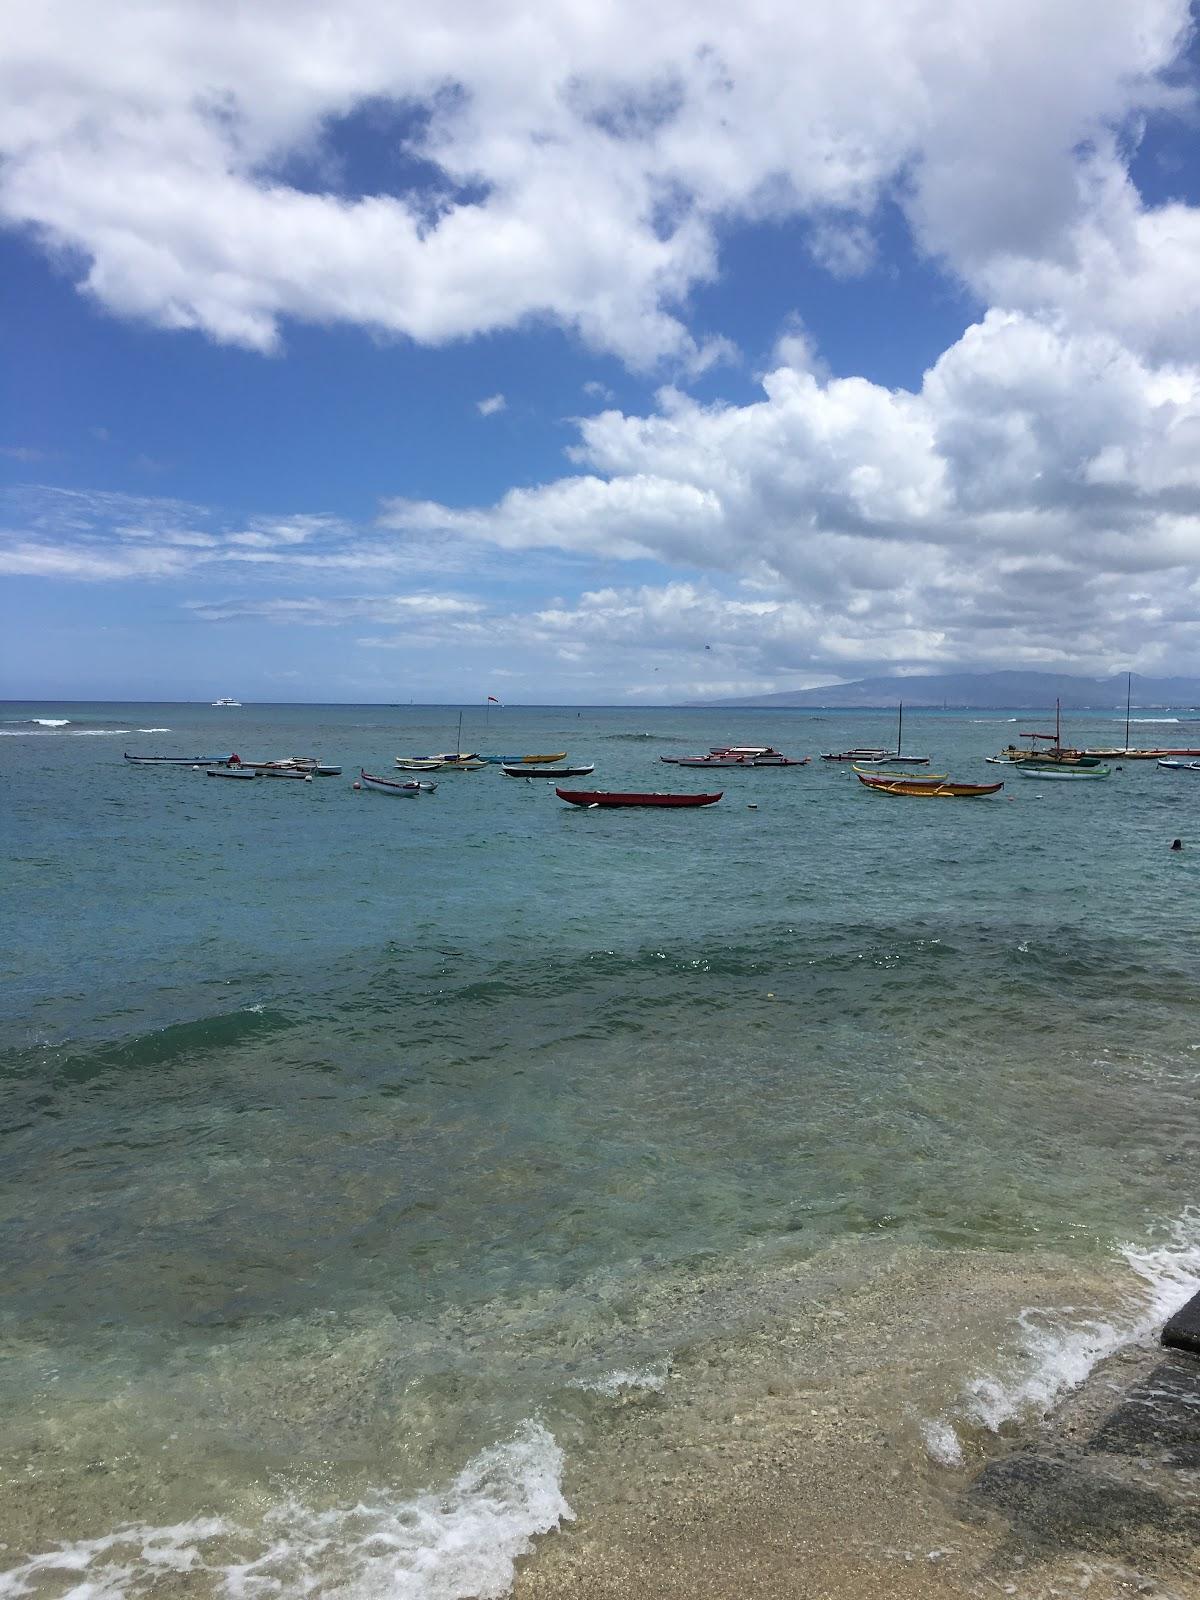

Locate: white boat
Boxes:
[395,757,445,771]
[211,697,242,707]
[1157,758,1200,772]
[206,766,256,780]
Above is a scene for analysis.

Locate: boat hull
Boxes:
[360,769,426,795]
[206,768,256,780]
[1013,763,1110,779]
[502,763,595,777]
[556,788,722,808]
[859,775,1003,797]
[126,753,225,765]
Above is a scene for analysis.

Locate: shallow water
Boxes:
[2,702,1199,1595]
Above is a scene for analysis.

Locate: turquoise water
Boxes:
[2,702,1199,1595]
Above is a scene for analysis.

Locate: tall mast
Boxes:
[1125,671,1131,751]
[456,710,463,758]
[1055,697,1061,750]
[897,701,903,756]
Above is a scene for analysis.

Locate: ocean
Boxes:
[2,701,1198,1598]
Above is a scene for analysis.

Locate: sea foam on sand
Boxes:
[0,1421,571,1600]
[922,1208,1200,1462]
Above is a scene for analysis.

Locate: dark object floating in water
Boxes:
[1170,838,1183,851]
[556,788,722,808]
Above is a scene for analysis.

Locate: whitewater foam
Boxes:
[962,1209,1200,1436]
[0,1422,571,1600]
[570,1360,670,1398]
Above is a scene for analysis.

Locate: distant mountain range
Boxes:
[701,671,1200,710]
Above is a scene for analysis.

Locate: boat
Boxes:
[1157,759,1200,771]
[479,753,569,764]
[395,757,444,771]
[228,757,340,775]
[501,763,595,777]
[556,788,722,808]
[260,766,313,781]
[401,712,489,770]
[820,747,891,763]
[206,766,256,780]
[664,746,808,767]
[858,774,1003,798]
[1013,761,1110,780]
[853,768,949,785]
[360,768,435,795]
[990,700,1100,765]
[825,704,929,765]
[125,752,228,765]
[1082,674,1200,759]
[211,697,242,707]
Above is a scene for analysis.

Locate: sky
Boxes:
[2,0,1200,704]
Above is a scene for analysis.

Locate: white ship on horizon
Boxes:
[211,696,243,707]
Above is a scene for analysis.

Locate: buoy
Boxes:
[1171,838,1183,851]
[748,802,758,809]
[352,781,361,790]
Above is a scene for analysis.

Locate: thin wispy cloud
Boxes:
[476,394,507,417]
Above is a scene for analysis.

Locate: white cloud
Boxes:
[476,393,506,416]
[0,1,1192,366]
[379,306,1200,674]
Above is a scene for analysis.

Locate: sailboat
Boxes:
[839,703,931,766]
[987,699,1099,765]
[402,711,487,770]
[1082,673,1200,759]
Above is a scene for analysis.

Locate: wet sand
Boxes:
[515,1249,1200,1600]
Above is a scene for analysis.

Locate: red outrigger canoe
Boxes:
[556,788,722,808]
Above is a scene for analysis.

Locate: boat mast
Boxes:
[1125,671,1131,752]
[456,710,463,758]
[897,700,903,757]
[1055,697,1061,752]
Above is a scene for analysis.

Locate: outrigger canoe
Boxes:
[857,774,1003,797]
[502,763,595,777]
[126,752,228,765]
[556,788,722,808]
[1013,762,1110,780]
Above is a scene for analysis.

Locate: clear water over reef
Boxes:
[2,702,1198,1596]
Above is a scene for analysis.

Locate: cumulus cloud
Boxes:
[476,393,506,416]
[379,307,1200,674]
[0,1,1192,366]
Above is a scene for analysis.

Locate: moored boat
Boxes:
[501,763,595,777]
[1013,761,1110,780]
[360,768,435,795]
[206,766,257,780]
[825,704,929,765]
[395,757,444,771]
[1157,759,1200,771]
[853,767,949,785]
[666,745,808,767]
[556,788,722,808]
[125,751,228,765]
[858,774,1003,797]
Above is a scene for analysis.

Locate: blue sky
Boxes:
[3,1,1200,703]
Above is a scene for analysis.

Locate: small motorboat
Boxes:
[501,763,595,777]
[125,752,228,765]
[858,774,1003,798]
[1157,758,1200,771]
[207,766,257,780]
[556,788,722,808]
[361,768,435,795]
[395,757,444,771]
[211,697,242,707]
[260,766,313,780]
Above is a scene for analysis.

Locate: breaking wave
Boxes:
[0,1421,571,1600]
